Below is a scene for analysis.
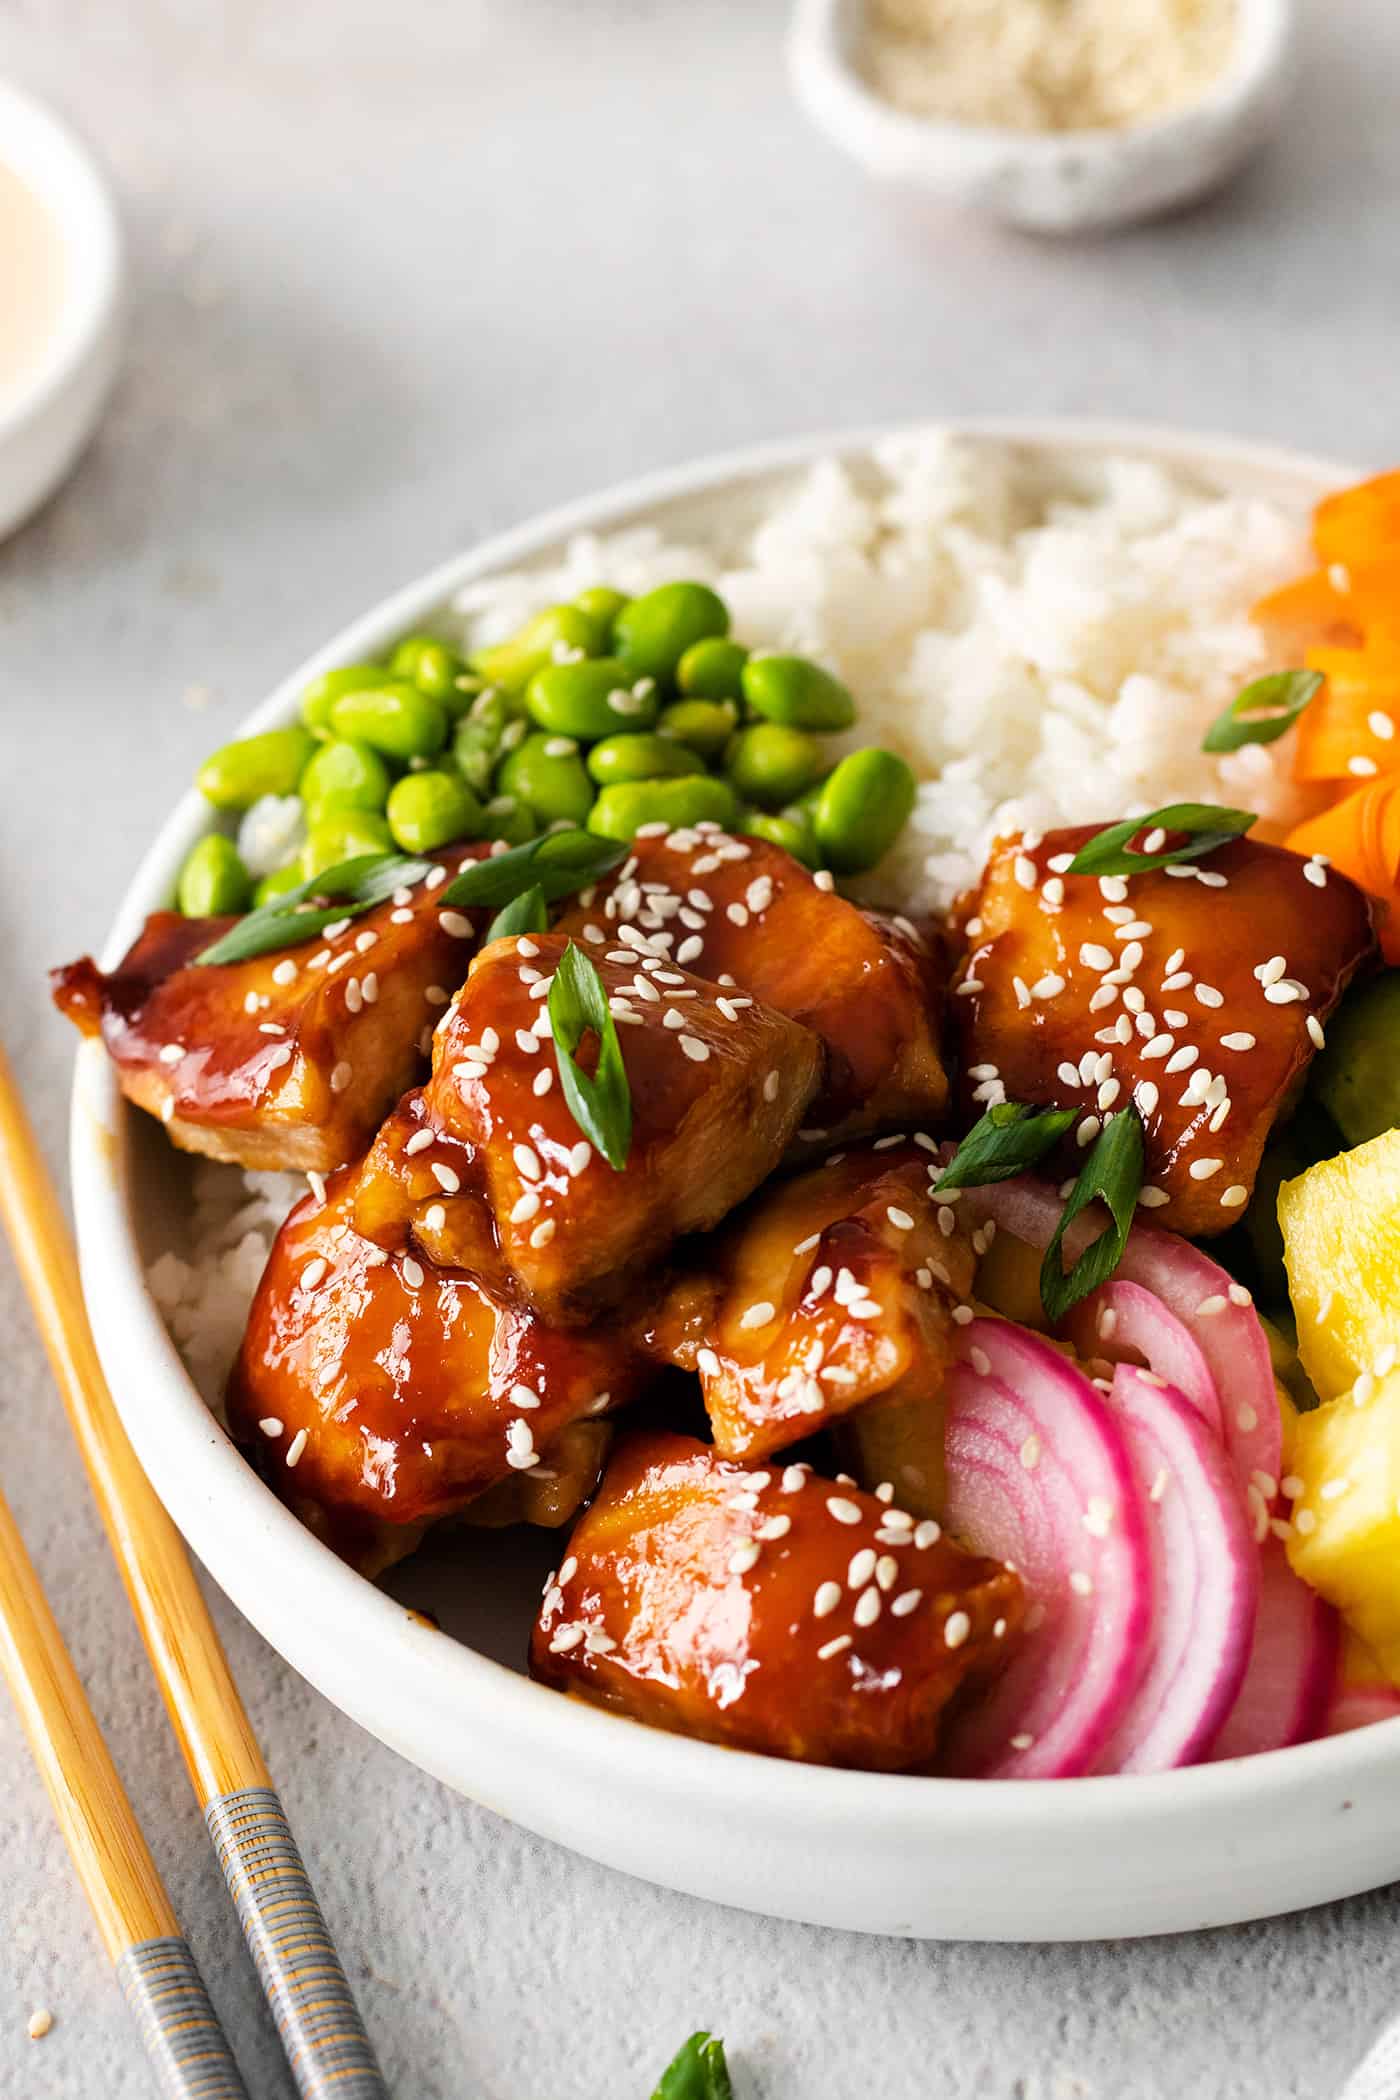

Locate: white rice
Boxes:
[455,433,1311,916]
[154,435,1311,1387]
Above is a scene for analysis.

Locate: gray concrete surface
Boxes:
[2,2,1399,2093]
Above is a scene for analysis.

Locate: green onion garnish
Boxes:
[192,828,625,967]
[1067,802,1257,878]
[1201,668,1323,755]
[547,941,632,1171]
[484,883,549,944]
[438,830,626,911]
[651,2031,733,2100]
[193,853,432,966]
[1040,1107,1145,1325]
[935,1102,1078,1192]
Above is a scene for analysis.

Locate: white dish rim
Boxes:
[68,414,1400,1941]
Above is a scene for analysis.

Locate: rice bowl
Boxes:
[69,419,1400,1942]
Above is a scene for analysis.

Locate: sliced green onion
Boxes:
[935,1102,1078,1192]
[547,942,632,1171]
[439,829,626,911]
[651,2032,733,2100]
[193,853,431,965]
[1202,668,1323,755]
[1067,803,1257,878]
[484,883,548,944]
[1040,1107,1145,1325]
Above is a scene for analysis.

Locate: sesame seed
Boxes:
[1022,1435,1044,1471]
[848,1548,877,1589]
[679,1035,710,1062]
[875,1555,899,1592]
[757,1514,791,1541]
[1068,1571,1093,1598]
[439,910,473,938]
[826,1497,862,1526]
[1307,1015,1326,1049]
[1220,1184,1248,1208]
[530,1219,556,1248]
[853,1587,882,1628]
[944,1611,971,1649]
[1349,755,1379,777]
[1196,1294,1228,1316]
[913,1519,941,1548]
[1135,1082,1159,1115]
[817,1634,853,1660]
[258,1416,283,1438]
[431,1162,460,1194]
[728,1540,762,1576]
[1032,973,1066,1000]
[1141,1034,1174,1060]
[970,1345,991,1377]
[1194,984,1224,1008]
[886,1206,915,1231]
[1079,942,1114,971]
[1256,955,1287,986]
[285,1428,308,1469]
[1294,1508,1317,1536]
[1303,861,1327,889]
[299,1257,327,1291]
[27,2009,53,2042]
[813,1581,842,1618]
[513,1144,542,1181]
[329,1060,353,1093]
[1221,1031,1256,1051]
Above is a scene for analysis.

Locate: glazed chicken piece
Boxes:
[227,1167,645,1575]
[352,931,824,1326]
[51,845,494,1174]
[531,1431,1024,1770]
[953,826,1376,1236]
[551,828,949,1138]
[643,1141,976,1470]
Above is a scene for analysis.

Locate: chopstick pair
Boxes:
[0,1042,389,2100]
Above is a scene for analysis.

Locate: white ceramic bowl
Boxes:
[69,418,1400,1943]
[788,0,1297,234]
[0,79,125,540]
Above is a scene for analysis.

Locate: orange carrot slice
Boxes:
[1293,662,1400,784]
[1314,471,1400,564]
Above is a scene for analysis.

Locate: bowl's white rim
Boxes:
[0,77,125,443]
[70,415,1400,1883]
[788,0,1296,176]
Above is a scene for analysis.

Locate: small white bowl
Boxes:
[65,416,1400,1944]
[0,79,125,540]
[788,0,1297,234]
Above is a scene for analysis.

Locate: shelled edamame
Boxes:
[177,578,918,913]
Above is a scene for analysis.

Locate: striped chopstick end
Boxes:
[115,1936,248,2100]
[205,1786,388,2100]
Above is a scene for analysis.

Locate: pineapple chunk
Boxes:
[1279,1130,1400,1402]
[1286,1371,1400,1685]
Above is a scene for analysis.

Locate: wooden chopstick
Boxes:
[0,1484,249,2098]
[0,1042,389,2100]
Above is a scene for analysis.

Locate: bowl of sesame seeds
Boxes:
[62,418,1400,1940]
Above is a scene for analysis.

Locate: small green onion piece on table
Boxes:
[1067,803,1257,878]
[650,2031,734,2100]
[1201,667,1323,754]
[547,942,632,1171]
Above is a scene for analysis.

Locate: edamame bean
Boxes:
[739,809,819,867]
[588,774,739,842]
[574,586,630,640]
[301,808,394,878]
[724,722,824,809]
[197,727,315,811]
[742,653,856,732]
[300,662,387,735]
[525,657,661,740]
[469,604,607,696]
[253,862,305,907]
[655,697,739,758]
[177,833,252,917]
[392,634,470,713]
[299,737,392,815]
[614,581,729,684]
[812,747,917,874]
[586,733,705,787]
[453,688,510,794]
[677,637,748,704]
[386,770,484,854]
[483,794,538,846]
[498,732,596,828]
[328,680,448,761]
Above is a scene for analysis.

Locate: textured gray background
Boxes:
[2,2,1399,2094]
